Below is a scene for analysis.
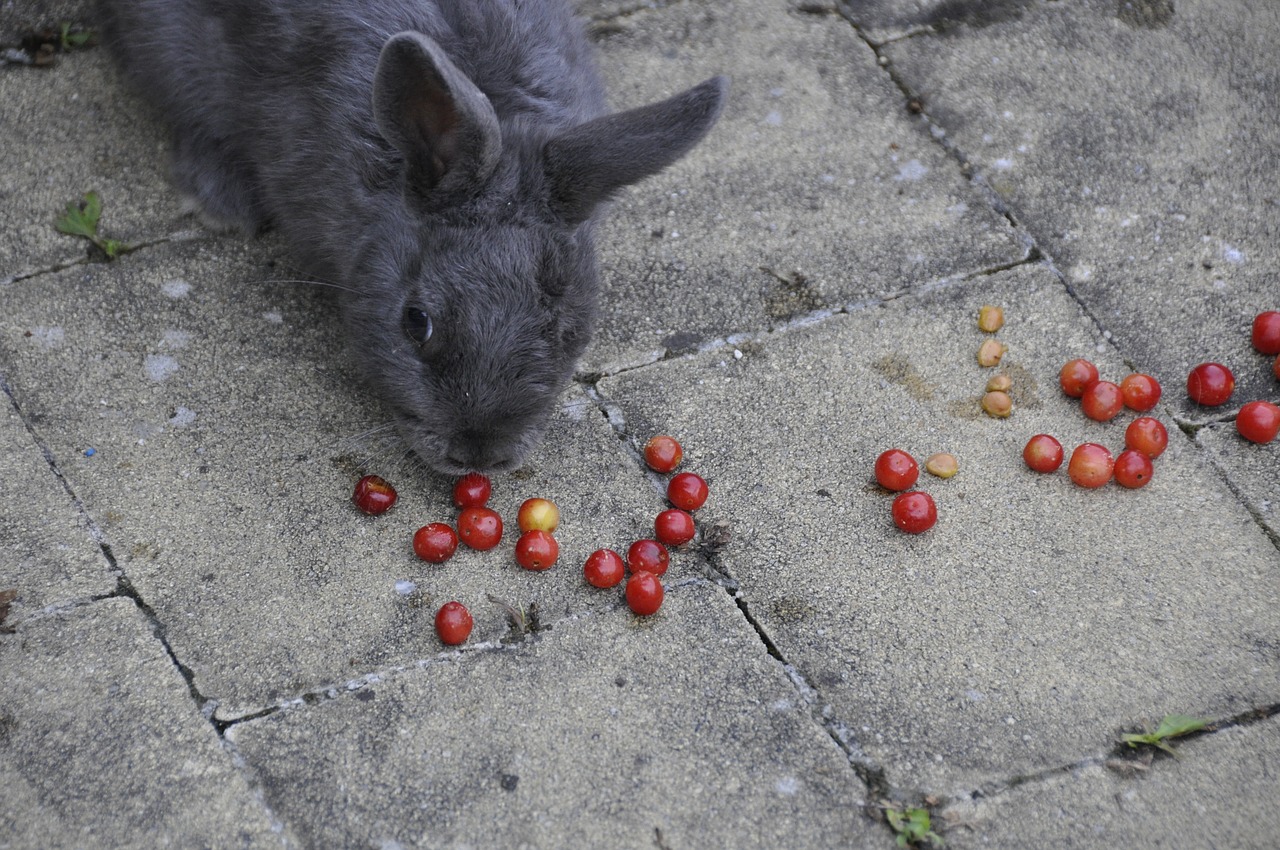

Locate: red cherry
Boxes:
[1236,400,1280,444]
[1113,449,1154,489]
[457,506,503,550]
[1067,443,1114,488]
[435,601,473,646]
[627,539,669,577]
[412,523,458,563]
[667,472,709,511]
[1187,362,1235,406]
[1059,358,1100,398]
[1023,434,1064,473]
[1081,380,1124,422]
[1252,311,1280,355]
[583,549,625,589]
[514,530,559,571]
[874,449,919,491]
[1119,373,1162,412]
[654,509,696,547]
[643,435,683,473]
[352,474,397,515]
[452,473,492,508]
[890,491,936,534]
[1125,417,1169,459]
[516,498,560,533]
[625,571,664,616]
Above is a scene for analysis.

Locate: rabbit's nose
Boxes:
[447,431,518,473]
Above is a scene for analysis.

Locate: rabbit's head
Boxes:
[343,32,727,474]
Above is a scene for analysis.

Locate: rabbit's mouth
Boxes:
[396,413,544,476]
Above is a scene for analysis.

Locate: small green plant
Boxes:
[1121,714,1209,757]
[56,191,128,259]
[59,22,94,50]
[885,806,942,848]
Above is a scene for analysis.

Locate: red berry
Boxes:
[625,571,664,616]
[1067,443,1114,488]
[452,473,492,508]
[583,549,625,589]
[352,474,397,515]
[435,601,473,646]
[1120,373,1162,412]
[1081,380,1124,422]
[1023,434,1064,473]
[1125,417,1169,459]
[667,472,709,511]
[643,435,683,473]
[412,523,458,563]
[654,509,696,547]
[627,539,669,576]
[516,497,560,533]
[1059,358,1100,398]
[457,506,503,550]
[1187,362,1235,406]
[1252,311,1280,355]
[874,449,919,491]
[1113,449,1154,489]
[890,491,936,534]
[1236,400,1280,444]
[514,529,558,570]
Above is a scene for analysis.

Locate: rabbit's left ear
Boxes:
[544,76,729,225]
[373,31,502,208]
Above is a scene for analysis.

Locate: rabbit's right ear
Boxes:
[373,32,502,209]
[544,76,729,225]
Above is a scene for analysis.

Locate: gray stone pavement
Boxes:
[1,0,1277,847]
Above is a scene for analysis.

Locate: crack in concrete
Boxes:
[0,231,201,287]
[946,701,1280,808]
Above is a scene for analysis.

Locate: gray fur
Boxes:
[99,0,727,473]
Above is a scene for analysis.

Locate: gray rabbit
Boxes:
[99,0,727,473]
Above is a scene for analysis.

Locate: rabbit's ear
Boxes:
[545,76,728,225]
[374,32,501,207]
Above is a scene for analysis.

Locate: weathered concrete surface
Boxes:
[0,598,287,848]
[883,0,1280,424]
[585,0,1024,371]
[229,581,878,849]
[0,239,692,720]
[1,0,1278,846]
[939,713,1280,850]
[599,264,1280,796]
[0,393,114,620]
[0,48,186,281]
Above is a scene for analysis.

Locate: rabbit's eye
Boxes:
[401,305,433,345]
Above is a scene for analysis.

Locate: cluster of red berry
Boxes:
[1023,310,1280,489]
[873,449,939,534]
[1023,358,1167,488]
[347,433,711,645]
[1213,311,1280,444]
[581,435,710,617]
[1181,312,1280,444]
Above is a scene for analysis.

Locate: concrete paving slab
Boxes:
[0,390,114,623]
[0,48,186,282]
[580,0,1024,371]
[939,713,1280,849]
[882,0,1280,424]
[228,580,878,850]
[0,238,704,720]
[599,262,1280,796]
[0,597,286,848]
[1197,420,1280,541]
